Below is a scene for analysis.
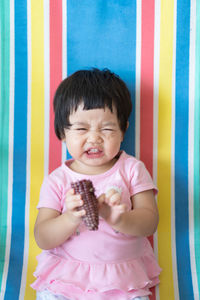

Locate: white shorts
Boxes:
[36,289,150,300]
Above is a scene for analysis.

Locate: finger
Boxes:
[113,203,127,213]
[109,193,121,206]
[66,188,83,200]
[67,193,82,202]
[66,198,83,211]
[66,188,82,201]
[98,193,106,205]
[66,188,75,196]
[66,190,80,203]
[106,189,118,198]
[106,186,122,196]
[73,209,86,218]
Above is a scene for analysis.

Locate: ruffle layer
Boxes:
[31,251,161,300]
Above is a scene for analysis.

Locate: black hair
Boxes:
[54,68,132,140]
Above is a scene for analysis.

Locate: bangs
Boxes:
[71,96,113,114]
[54,68,132,140]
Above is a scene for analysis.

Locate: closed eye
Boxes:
[76,128,87,131]
[102,128,114,131]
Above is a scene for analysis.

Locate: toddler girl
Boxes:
[31,68,161,300]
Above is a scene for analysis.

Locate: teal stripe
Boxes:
[175,1,194,297]
[194,0,200,294]
[0,0,10,291]
[4,0,28,297]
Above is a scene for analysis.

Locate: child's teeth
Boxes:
[89,149,98,153]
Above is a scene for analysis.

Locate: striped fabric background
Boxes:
[0,0,199,299]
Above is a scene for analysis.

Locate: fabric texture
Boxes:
[31,151,161,300]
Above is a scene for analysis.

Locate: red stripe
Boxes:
[49,0,63,173]
[140,1,155,299]
[140,0,155,176]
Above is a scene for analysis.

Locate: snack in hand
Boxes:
[71,180,99,230]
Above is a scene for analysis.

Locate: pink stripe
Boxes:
[140,2,155,300]
[140,0,155,177]
[49,0,63,173]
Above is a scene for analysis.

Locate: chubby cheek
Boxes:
[105,139,122,156]
[65,139,83,157]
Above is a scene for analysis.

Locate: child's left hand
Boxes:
[98,189,127,226]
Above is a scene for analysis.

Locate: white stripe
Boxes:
[171,1,179,299]
[153,0,161,299]
[62,0,67,80]
[189,1,199,299]
[62,142,67,163]
[18,0,31,299]
[44,0,50,176]
[62,0,67,163]
[0,1,15,298]
[153,0,160,186]
[135,0,141,160]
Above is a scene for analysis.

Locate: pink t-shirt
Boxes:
[31,151,161,300]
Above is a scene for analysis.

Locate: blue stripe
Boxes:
[4,1,27,299]
[67,0,136,155]
[175,1,194,298]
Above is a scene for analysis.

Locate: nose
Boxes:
[87,130,102,144]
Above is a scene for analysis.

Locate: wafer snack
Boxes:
[71,180,99,230]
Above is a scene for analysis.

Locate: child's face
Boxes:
[63,103,124,175]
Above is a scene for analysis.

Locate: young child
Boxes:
[31,68,161,300]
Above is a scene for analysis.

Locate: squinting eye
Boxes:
[76,128,87,131]
[102,128,114,131]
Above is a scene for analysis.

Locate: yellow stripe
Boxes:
[157,0,175,299]
[25,1,45,299]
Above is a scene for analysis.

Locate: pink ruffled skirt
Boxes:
[31,250,161,300]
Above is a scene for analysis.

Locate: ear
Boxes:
[126,121,129,130]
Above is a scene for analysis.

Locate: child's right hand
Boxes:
[65,188,86,225]
[34,189,86,250]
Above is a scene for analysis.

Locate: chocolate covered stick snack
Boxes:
[71,180,99,230]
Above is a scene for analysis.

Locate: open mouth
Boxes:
[87,148,101,154]
[86,148,103,156]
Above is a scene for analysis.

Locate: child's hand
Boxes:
[98,188,127,226]
[65,188,86,225]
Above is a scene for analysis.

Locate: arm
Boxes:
[34,189,85,250]
[99,189,159,237]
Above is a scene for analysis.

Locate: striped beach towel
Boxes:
[0,1,199,299]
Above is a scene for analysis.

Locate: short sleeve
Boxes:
[129,161,158,196]
[37,176,63,212]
